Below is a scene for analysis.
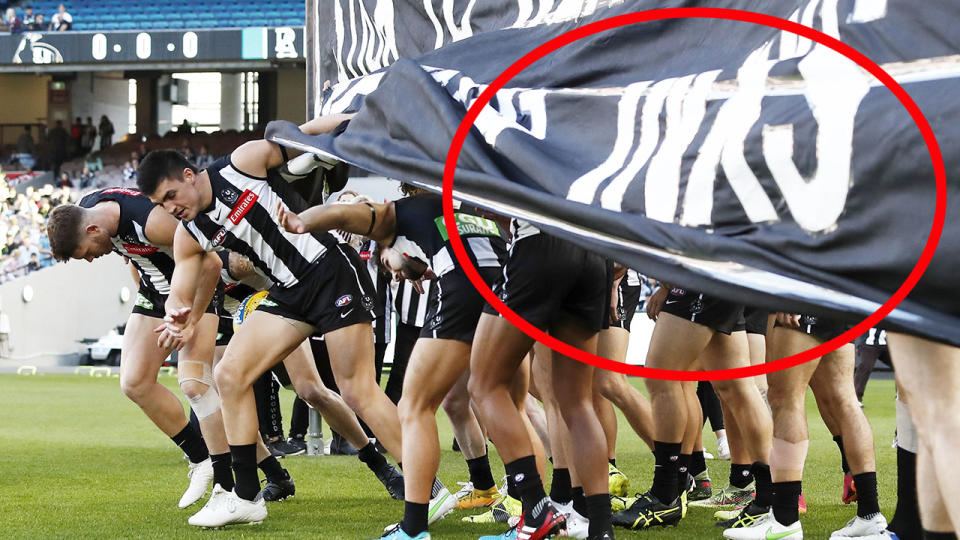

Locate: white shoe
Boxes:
[427,487,457,525]
[830,514,890,538]
[718,437,731,461]
[188,485,267,528]
[723,509,802,539]
[179,458,213,508]
[704,451,716,460]
[562,511,589,539]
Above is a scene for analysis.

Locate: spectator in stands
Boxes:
[49,3,71,31]
[180,139,195,162]
[58,171,71,188]
[70,117,82,157]
[47,120,68,179]
[79,165,95,189]
[14,126,35,170]
[178,118,192,134]
[4,7,22,33]
[121,160,136,183]
[98,115,114,150]
[22,6,35,28]
[26,252,40,272]
[136,143,147,161]
[29,12,43,31]
[195,144,214,169]
[82,117,96,154]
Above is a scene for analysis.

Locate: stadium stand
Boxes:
[12,0,305,31]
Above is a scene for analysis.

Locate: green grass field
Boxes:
[0,373,898,539]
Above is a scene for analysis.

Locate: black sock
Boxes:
[889,447,921,540]
[467,454,496,491]
[690,450,707,477]
[833,435,851,474]
[771,480,802,525]
[572,486,586,516]
[730,463,754,489]
[609,458,617,468]
[400,501,428,537]
[923,532,958,540]
[550,468,572,505]
[751,462,773,507]
[505,456,548,526]
[211,452,235,492]
[230,444,259,500]
[506,473,519,501]
[171,424,209,464]
[358,442,389,471]
[258,455,287,482]
[585,493,612,537]
[853,471,880,518]
[651,441,681,503]
[678,453,691,485]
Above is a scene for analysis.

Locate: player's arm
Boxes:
[127,260,141,289]
[277,200,396,243]
[157,224,220,349]
[230,113,356,177]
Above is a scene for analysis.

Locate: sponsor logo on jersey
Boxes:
[435,213,501,241]
[359,250,372,261]
[220,188,240,205]
[335,294,353,307]
[122,243,158,255]
[101,187,141,196]
[670,288,685,296]
[228,190,258,224]
[135,293,153,310]
[212,228,228,246]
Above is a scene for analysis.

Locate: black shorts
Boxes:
[216,315,233,347]
[611,282,643,331]
[421,267,500,344]
[743,307,770,335]
[660,288,745,335]
[256,243,379,334]
[776,314,849,342]
[131,284,221,319]
[482,234,610,332]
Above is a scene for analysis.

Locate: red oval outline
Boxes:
[441,8,946,381]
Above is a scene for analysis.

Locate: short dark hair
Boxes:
[137,149,198,196]
[46,204,85,261]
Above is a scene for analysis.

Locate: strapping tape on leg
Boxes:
[896,397,918,453]
[769,437,809,478]
[178,360,220,418]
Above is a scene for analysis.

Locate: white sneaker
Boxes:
[718,437,731,461]
[188,485,267,528]
[704,451,716,459]
[830,514,890,538]
[179,458,213,508]
[427,487,457,525]
[562,511,589,539]
[723,509,802,539]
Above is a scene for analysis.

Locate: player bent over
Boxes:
[136,115,405,527]
[277,191,508,539]
[46,187,229,509]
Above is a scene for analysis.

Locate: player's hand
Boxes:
[276,202,306,234]
[155,321,195,350]
[646,287,668,321]
[411,268,436,295]
[776,312,801,327]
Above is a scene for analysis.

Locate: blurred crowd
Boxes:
[0,171,68,283]
[2,3,73,32]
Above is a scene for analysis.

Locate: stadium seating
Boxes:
[19,0,305,31]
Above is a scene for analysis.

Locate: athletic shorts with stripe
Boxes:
[132,283,223,320]
[482,233,610,332]
[421,267,500,344]
[775,314,849,342]
[256,243,381,334]
[611,282,643,331]
[660,288,745,335]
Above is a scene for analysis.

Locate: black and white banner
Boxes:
[281,0,960,345]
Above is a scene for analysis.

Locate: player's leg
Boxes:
[888,333,960,534]
[443,371,500,509]
[596,325,655,450]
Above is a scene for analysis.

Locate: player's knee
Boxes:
[213,361,242,394]
[296,384,329,409]
[441,390,469,417]
[120,374,151,403]
[179,379,207,400]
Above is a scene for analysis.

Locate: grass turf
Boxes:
[0,373,897,539]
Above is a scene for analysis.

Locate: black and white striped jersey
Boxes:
[182,157,339,289]
[80,187,175,296]
[625,268,642,287]
[359,239,392,344]
[510,219,541,242]
[393,194,507,277]
[393,278,432,328]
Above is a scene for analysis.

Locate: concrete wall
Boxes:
[70,71,129,137]
[275,67,306,123]
[0,74,49,125]
[0,255,135,367]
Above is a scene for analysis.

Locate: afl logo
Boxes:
[335,294,353,307]
[212,228,227,246]
[13,34,64,64]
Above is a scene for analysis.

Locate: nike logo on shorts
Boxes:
[340,309,354,319]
